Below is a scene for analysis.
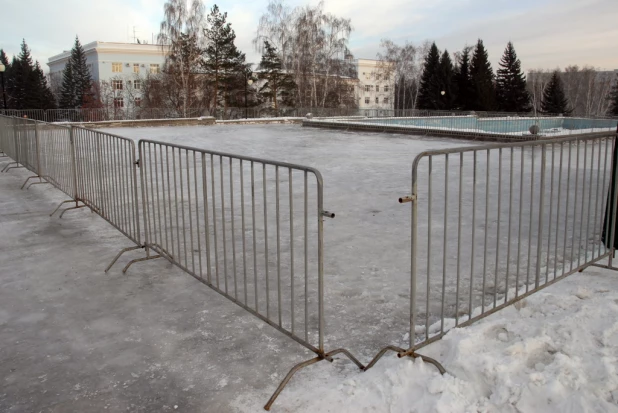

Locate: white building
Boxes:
[355,58,395,110]
[48,41,168,108]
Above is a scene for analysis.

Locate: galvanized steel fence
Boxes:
[366,129,618,371]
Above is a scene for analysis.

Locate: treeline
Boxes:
[0,40,56,110]
[380,39,618,116]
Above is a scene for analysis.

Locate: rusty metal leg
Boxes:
[105,246,143,273]
[27,180,51,190]
[363,345,406,371]
[58,202,88,218]
[50,199,75,217]
[2,162,20,172]
[122,254,162,274]
[325,348,365,370]
[264,357,323,411]
[397,348,447,375]
[21,175,38,189]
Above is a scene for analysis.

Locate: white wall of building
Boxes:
[355,59,394,110]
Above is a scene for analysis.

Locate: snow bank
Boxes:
[232,268,618,412]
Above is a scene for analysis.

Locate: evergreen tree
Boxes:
[70,37,93,106]
[10,40,34,109]
[59,59,77,108]
[541,71,570,115]
[495,41,531,113]
[608,75,618,116]
[33,61,56,109]
[0,49,11,109]
[454,47,474,110]
[470,39,496,111]
[257,40,296,110]
[203,5,246,112]
[438,50,457,110]
[417,42,442,110]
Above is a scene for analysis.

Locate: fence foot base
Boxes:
[21,175,43,189]
[364,345,446,375]
[591,263,618,271]
[122,254,162,274]
[264,348,364,411]
[27,181,51,190]
[50,200,75,217]
[2,162,21,172]
[105,246,143,273]
[58,203,88,219]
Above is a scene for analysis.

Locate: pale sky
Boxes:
[2,0,617,73]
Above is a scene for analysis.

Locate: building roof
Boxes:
[48,41,169,65]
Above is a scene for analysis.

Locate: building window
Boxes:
[134,97,142,107]
[365,85,371,92]
[112,80,123,90]
[112,62,122,73]
[384,97,389,104]
[134,63,140,73]
[114,97,124,108]
[365,97,370,104]
[376,85,380,92]
[384,85,389,93]
[375,97,379,104]
[150,64,160,74]
[133,79,141,90]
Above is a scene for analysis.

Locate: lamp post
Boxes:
[245,73,253,119]
[0,63,7,111]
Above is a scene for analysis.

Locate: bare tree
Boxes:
[158,0,205,117]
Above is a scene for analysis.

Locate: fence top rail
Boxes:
[71,125,137,146]
[138,139,324,183]
[410,129,618,172]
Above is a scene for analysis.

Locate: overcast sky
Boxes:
[2,0,617,73]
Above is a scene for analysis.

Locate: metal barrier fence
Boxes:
[138,140,363,409]
[366,130,618,370]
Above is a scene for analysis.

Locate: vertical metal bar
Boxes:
[592,139,602,259]
[147,140,158,249]
[608,135,618,267]
[440,155,448,333]
[571,141,580,270]
[251,162,258,311]
[535,145,547,289]
[276,166,282,327]
[211,154,220,288]
[482,150,490,313]
[494,149,502,308]
[289,169,295,334]
[601,138,610,257]
[554,143,564,279]
[516,149,524,297]
[230,158,238,298]
[526,148,535,291]
[69,126,78,201]
[505,147,514,303]
[186,150,196,275]
[304,171,309,343]
[172,148,181,263]
[202,153,212,284]
[240,160,248,304]
[220,156,228,293]
[263,164,270,319]
[455,153,462,326]
[426,156,432,339]
[468,151,477,318]
[194,152,203,279]
[545,144,555,283]
[578,141,588,268]
[563,142,573,275]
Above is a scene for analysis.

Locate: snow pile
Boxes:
[232,269,618,412]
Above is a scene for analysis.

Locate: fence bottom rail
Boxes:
[363,345,446,375]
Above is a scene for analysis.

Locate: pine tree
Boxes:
[33,61,56,109]
[203,5,245,113]
[59,59,77,108]
[438,50,457,110]
[454,47,473,110]
[608,75,618,116]
[470,39,496,111]
[417,43,442,110]
[257,40,296,110]
[541,71,570,115]
[0,49,11,109]
[495,42,531,113]
[10,40,34,109]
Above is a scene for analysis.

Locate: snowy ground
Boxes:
[1,124,617,412]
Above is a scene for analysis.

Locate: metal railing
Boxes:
[366,129,618,371]
[138,139,363,409]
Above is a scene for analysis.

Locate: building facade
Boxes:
[355,58,395,110]
[48,41,168,109]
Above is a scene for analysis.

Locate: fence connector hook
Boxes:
[399,195,416,203]
[134,159,140,167]
[321,210,335,218]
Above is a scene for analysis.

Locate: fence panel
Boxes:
[139,139,331,354]
[73,127,141,245]
[0,115,16,158]
[405,131,618,352]
[37,122,77,199]
[13,118,39,174]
